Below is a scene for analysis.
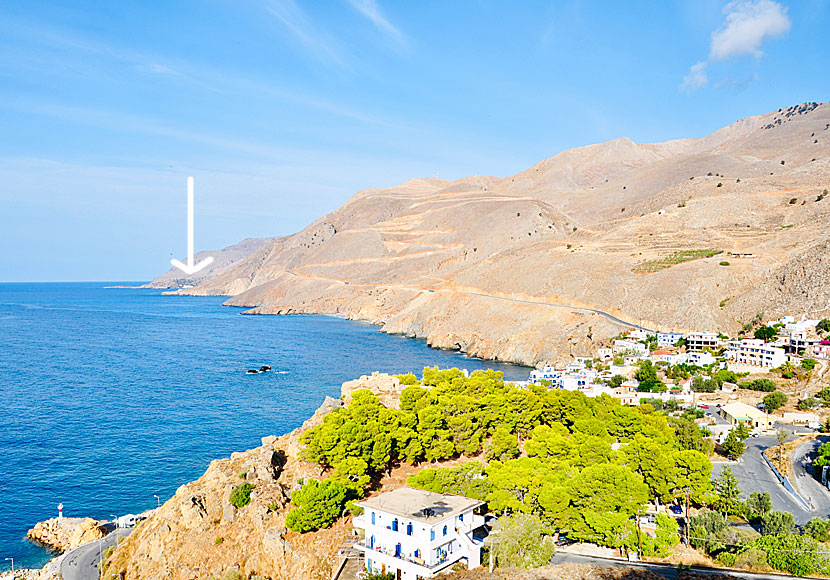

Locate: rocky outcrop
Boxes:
[102,394,350,580]
[26,517,107,553]
[341,371,403,409]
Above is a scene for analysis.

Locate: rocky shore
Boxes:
[26,517,108,554]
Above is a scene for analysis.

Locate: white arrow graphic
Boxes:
[170,176,214,275]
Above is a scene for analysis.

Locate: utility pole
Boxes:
[685,488,691,545]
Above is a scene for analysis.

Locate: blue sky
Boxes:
[1,0,828,282]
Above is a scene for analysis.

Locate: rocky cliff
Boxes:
[165,102,830,366]
[101,374,408,580]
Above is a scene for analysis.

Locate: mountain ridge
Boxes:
[164,102,830,366]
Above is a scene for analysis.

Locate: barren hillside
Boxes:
[173,103,830,366]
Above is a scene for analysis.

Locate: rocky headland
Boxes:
[26,517,108,554]
[100,387,364,579]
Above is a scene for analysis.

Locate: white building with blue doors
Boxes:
[353,487,485,579]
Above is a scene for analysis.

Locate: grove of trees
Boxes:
[291,367,713,555]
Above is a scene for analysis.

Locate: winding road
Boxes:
[790,436,830,516]
[284,268,654,332]
[711,429,830,525]
[60,528,131,580]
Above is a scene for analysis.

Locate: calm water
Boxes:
[0,282,528,568]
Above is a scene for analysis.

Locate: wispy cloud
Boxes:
[265,0,347,69]
[681,61,709,91]
[136,63,182,76]
[4,99,308,161]
[681,0,791,92]
[346,0,406,50]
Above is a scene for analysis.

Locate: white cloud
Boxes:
[681,0,790,91]
[346,0,406,49]
[710,0,791,61]
[682,61,709,91]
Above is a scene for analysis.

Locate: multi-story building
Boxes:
[657,332,684,347]
[684,332,721,351]
[353,487,485,579]
[726,339,786,368]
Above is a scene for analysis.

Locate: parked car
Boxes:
[699,404,709,409]
[670,505,683,515]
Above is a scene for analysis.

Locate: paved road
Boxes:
[60,528,131,580]
[551,551,815,580]
[790,436,830,515]
[711,435,816,524]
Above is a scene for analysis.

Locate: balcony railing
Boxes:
[354,540,455,571]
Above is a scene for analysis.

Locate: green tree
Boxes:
[654,513,680,556]
[691,375,718,393]
[817,319,830,334]
[635,360,658,383]
[753,534,827,576]
[567,464,649,545]
[488,513,556,568]
[721,429,746,460]
[486,425,520,462]
[285,479,349,533]
[761,510,795,536]
[802,358,817,370]
[803,517,830,541]
[763,391,788,414]
[713,467,742,515]
[798,397,819,411]
[745,492,772,522]
[407,462,491,500]
[671,449,714,504]
[744,378,777,392]
[754,326,778,342]
[607,374,625,388]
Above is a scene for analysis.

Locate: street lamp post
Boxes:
[153,495,160,508]
[4,557,13,573]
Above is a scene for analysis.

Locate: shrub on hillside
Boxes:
[229,483,254,508]
[285,479,348,533]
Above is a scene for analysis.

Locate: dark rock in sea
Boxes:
[259,365,271,372]
[246,369,259,374]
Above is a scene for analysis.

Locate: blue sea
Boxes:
[0,282,528,569]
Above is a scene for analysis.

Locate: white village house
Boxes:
[726,339,786,369]
[353,487,486,579]
[657,332,684,347]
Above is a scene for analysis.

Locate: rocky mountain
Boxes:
[173,103,830,366]
[144,237,276,289]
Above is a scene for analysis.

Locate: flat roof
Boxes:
[721,401,768,420]
[356,487,483,524]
